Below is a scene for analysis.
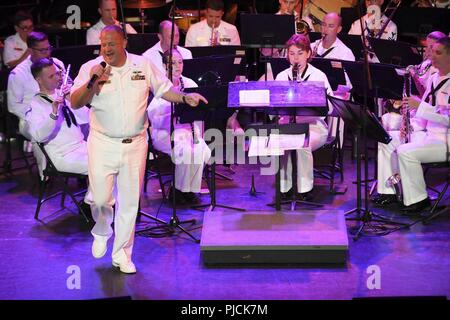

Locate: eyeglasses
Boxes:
[31,46,53,53]
[17,25,34,32]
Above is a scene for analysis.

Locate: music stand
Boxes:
[328,96,409,239]
[240,14,295,48]
[343,61,419,104]
[187,45,246,58]
[183,55,246,85]
[369,38,422,67]
[177,84,245,213]
[126,33,160,55]
[51,45,100,79]
[228,80,328,211]
[337,34,365,62]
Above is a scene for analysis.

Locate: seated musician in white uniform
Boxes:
[274,34,333,199]
[26,58,89,177]
[185,0,240,47]
[409,31,447,97]
[311,12,355,100]
[86,0,136,45]
[142,20,192,74]
[373,37,450,213]
[2,11,33,69]
[148,49,211,205]
[348,0,397,41]
[380,31,446,144]
[277,0,314,34]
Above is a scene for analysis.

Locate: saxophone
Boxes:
[399,67,413,143]
[386,173,403,202]
[312,35,324,57]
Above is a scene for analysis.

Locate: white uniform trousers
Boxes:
[397,134,450,206]
[377,130,427,196]
[88,130,147,264]
[279,121,328,193]
[152,127,211,193]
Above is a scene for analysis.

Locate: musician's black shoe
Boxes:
[401,197,431,214]
[183,192,201,205]
[298,190,314,202]
[281,189,293,200]
[168,187,187,206]
[371,194,398,206]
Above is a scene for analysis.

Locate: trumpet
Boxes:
[296,19,311,35]
[210,23,218,46]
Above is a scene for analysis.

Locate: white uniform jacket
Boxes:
[142,41,193,74]
[86,20,137,45]
[2,33,27,67]
[71,52,172,138]
[185,19,240,47]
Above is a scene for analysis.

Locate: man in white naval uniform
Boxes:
[2,11,33,69]
[373,37,450,213]
[70,25,207,274]
[142,20,192,74]
[409,31,447,97]
[277,0,314,33]
[7,32,89,140]
[26,58,88,176]
[348,0,397,41]
[86,0,136,45]
[275,34,333,199]
[311,13,355,62]
[185,0,240,47]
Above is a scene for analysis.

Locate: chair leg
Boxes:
[430,181,449,214]
[152,153,167,200]
[66,190,90,223]
[60,177,69,208]
[34,176,47,220]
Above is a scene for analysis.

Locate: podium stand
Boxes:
[328,96,409,239]
[229,80,328,211]
[177,85,245,213]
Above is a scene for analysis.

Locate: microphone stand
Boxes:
[117,0,128,41]
[345,0,408,240]
[117,0,198,242]
[166,0,199,243]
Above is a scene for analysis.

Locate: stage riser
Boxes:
[201,250,347,265]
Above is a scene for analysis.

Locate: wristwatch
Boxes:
[49,112,58,120]
[182,94,187,104]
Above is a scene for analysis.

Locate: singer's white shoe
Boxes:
[112,260,137,274]
[91,235,108,258]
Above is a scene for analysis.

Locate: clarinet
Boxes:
[179,77,198,144]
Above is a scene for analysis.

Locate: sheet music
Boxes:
[239,89,270,107]
[248,134,306,157]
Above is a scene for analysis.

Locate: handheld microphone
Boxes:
[87,61,107,89]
